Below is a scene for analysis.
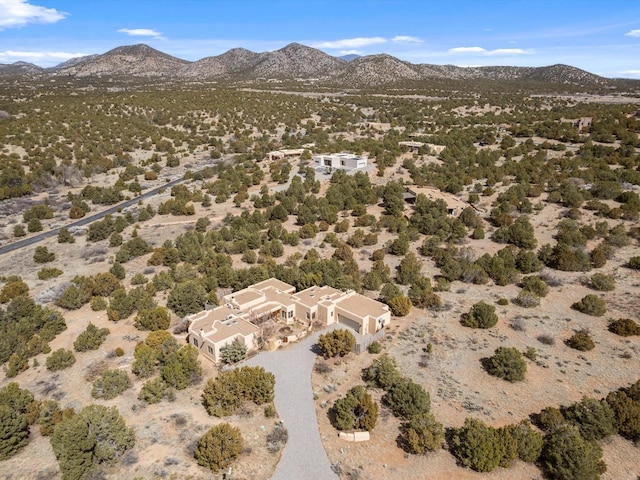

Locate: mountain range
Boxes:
[0,42,631,88]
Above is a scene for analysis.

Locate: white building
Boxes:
[313,153,368,170]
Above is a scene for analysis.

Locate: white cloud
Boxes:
[392,36,422,44]
[449,46,531,56]
[0,0,66,29]
[484,48,530,56]
[449,46,487,54]
[118,28,163,39]
[314,37,387,49]
[625,29,640,37]
[0,50,89,65]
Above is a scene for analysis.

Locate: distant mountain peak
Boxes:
[3,41,626,89]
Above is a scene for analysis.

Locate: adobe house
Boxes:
[404,185,468,216]
[187,278,391,363]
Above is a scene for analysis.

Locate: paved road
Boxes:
[0,177,184,256]
[244,329,339,480]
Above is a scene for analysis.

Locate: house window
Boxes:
[192,338,198,347]
[306,312,310,319]
[281,310,286,318]
[288,310,293,318]
[207,346,213,355]
[312,312,316,319]
[330,311,334,317]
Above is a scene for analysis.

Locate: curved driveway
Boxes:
[244,329,338,480]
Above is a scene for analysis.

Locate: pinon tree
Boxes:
[317,329,355,358]
[194,423,244,473]
[333,385,378,431]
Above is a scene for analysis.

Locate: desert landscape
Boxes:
[1,22,640,480]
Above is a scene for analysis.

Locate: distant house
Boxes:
[398,141,424,153]
[575,117,592,131]
[312,153,368,170]
[361,121,391,131]
[187,278,391,363]
[404,186,468,217]
[265,148,305,161]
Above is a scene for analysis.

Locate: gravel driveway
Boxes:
[244,329,339,480]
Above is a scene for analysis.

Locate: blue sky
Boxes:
[0,0,639,78]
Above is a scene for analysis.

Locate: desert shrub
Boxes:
[57,228,75,244]
[13,225,25,237]
[0,278,29,304]
[219,338,247,364]
[33,246,55,263]
[587,273,615,291]
[194,423,243,473]
[37,267,63,280]
[0,405,29,460]
[400,412,444,454]
[115,347,124,356]
[571,294,606,316]
[362,354,401,390]
[520,275,549,297]
[91,369,132,400]
[134,306,170,331]
[388,295,412,316]
[499,420,543,464]
[38,400,72,437]
[46,349,76,371]
[537,333,556,345]
[27,218,43,233]
[485,347,526,382]
[565,330,595,351]
[514,290,540,308]
[367,341,382,354]
[56,281,91,310]
[167,280,207,317]
[160,344,202,390]
[541,424,604,480]
[73,323,110,352]
[3,350,27,379]
[266,423,288,453]
[109,262,126,280]
[461,301,497,329]
[51,405,135,480]
[202,366,275,417]
[385,379,430,419]
[497,298,509,306]
[563,397,616,441]
[333,385,378,431]
[379,282,402,303]
[536,406,566,432]
[130,272,148,285]
[608,318,640,336]
[449,417,504,472]
[317,329,355,358]
[605,390,640,442]
[138,377,171,404]
[628,256,640,269]
[90,296,107,311]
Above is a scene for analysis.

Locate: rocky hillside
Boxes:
[6,42,628,88]
[57,44,190,77]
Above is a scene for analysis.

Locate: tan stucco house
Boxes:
[187,278,391,363]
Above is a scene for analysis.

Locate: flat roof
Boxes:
[230,288,263,306]
[294,285,343,308]
[336,293,389,319]
[204,318,259,344]
[250,278,296,293]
